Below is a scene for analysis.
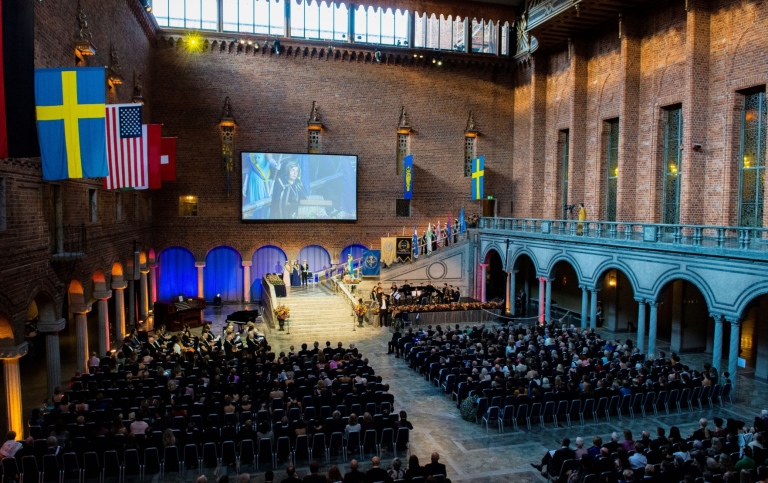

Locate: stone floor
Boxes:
[14,286,768,483]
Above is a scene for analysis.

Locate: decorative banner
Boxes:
[361,250,381,277]
[396,236,413,263]
[403,154,413,200]
[381,237,397,266]
[471,155,485,200]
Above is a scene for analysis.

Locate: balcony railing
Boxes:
[51,223,87,260]
[479,217,768,253]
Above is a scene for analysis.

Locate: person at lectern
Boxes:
[270,160,307,219]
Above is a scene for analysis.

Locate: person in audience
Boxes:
[365,456,393,483]
[628,443,647,470]
[0,431,21,459]
[388,458,405,480]
[344,459,365,483]
[423,452,450,482]
[326,465,343,483]
[303,461,326,483]
[531,437,576,478]
[734,446,756,470]
[282,465,302,483]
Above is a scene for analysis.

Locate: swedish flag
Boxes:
[471,155,484,200]
[34,67,107,180]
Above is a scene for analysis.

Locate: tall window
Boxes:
[414,14,464,51]
[396,133,409,175]
[739,90,767,228]
[0,177,6,231]
[222,0,284,35]
[88,189,98,223]
[559,130,570,219]
[471,18,496,54]
[115,192,123,222]
[662,106,683,225]
[180,195,199,217]
[308,129,320,153]
[605,119,620,222]
[464,136,476,177]
[291,1,348,40]
[353,6,408,46]
[152,0,218,29]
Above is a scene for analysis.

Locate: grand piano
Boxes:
[153,296,206,332]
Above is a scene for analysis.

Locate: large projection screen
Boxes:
[241,152,357,221]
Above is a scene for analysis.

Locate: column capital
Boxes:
[36,317,66,333]
[69,301,92,315]
[539,276,552,282]
[478,263,489,268]
[590,288,601,293]
[506,269,518,274]
[140,269,150,275]
[195,262,206,268]
[725,316,741,325]
[242,261,253,267]
[111,281,128,290]
[93,290,112,300]
[148,262,157,269]
[647,300,659,307]
[710,313,725,322]
[634,297,646,304]
[0,342,28,360]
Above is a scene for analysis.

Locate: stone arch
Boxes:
[589,260,641,294]
[544,254,584,283]
[509,248,541,273]
[483,248,505,301]
[481,242,505,265]
[25,285,59,329]
[649,270,715,308]
[205,244,243,261]
[732,282,768,319]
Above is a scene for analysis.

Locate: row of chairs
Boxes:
[478,384,732,433]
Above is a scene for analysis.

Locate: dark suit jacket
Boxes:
[344,469,366,483]
[302,475,326,483]
[423,462,447,476]
[365,467,393,483]
[550,447,577,477]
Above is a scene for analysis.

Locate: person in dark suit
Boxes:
[344,459,366,483]
[531,438,577,479]
[376,288,391,327]
[388,328,401,355]
[365,456,393,483]
[300,260,309,286]
[302,461,325,483]
[280,465,302,483]
[423,452,450,482]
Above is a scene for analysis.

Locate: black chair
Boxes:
[395,427,409,458]
[293,434,310,466]
[61,453,81,483]
[183,444,199,473]
[256,438,274,471]
[81,452,101,483]
[329,432,344,462]
[239,439,256,471]
[22,456,41,483]
[143,447,161,480]
[311,433,328,464]
[379,427,395,457]
[345,431,362,461]
[276,436,292,466]
[102,450,121,481]
[163,446,181,476]
[202,442,219,469]
[123,449,141,481]
[221,441,237,469]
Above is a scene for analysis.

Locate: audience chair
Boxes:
[61,453,81,483]
[482,406,502,434]
[162,445,181,476]
[122,449,141,481]
[22,456,42,483]
[329,432,345,462]
[142,447,161,480]
[183,444,200,474]
[239,439,255,472]
[311,433,328,464]
[202,441,219,470]
[256,438,275,471]
[101,451,120,482]
[395,427,409,458]
[345,431,362,461]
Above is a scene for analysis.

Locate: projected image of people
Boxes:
[241,152,357,221]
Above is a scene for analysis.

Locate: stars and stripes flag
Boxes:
[105,104,151,189]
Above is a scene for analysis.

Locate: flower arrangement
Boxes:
[354,303,368,317]
[274,305,290,321]
[265,274,284,286]
[342,275,361,284]
[467,212,480,228]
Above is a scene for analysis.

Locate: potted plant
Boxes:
[354,299,368,327]
[274,305,290,331]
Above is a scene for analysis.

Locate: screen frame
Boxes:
[239,150,359,223]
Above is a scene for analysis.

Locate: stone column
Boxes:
[711,314,724,372]
[148,262,157,307]
[538,277,545,325]
[243,261,252,303]
[505,271,511,313]
[111,275,127,346]
[139,268,149,322]
[93,292,112,356]
[508,270,517,316]
[69,291,92,375]
[728,317,741,390]
[589,289,600,329]
[636,299,646,354]
[544,278,553,324]
[478,264,488,302]
[647,302,659,358]
[1,343,28,437]
[196,262,205,298]
[36,318,65,403]
[580,286,589,329]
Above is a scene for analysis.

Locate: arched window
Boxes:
[739,89,767,227]
[157,246,197,300]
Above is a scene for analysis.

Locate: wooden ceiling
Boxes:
[527,0,653,51]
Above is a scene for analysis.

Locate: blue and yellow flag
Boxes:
[403,154,413,200]
[34,67,108,180]
[471,155,484,200]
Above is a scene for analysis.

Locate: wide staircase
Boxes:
[268,284,361,342]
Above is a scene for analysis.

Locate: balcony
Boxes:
[51,223,87,261]
[479,217,768,261]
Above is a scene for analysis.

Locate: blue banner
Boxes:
[403,154,413,200]
[471,155,484,200]
[361,250,381,277]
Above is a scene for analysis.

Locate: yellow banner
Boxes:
[381,237,397,266]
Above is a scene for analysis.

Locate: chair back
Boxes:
[164,446,181,473]
[82,451,101,479]
[123,448,141,476]
[184,443,200,470]
[102,450,121,479]
[22,455,40,481]
[202,441,219,468]
[143,447,161,476]
[240,439,256,468]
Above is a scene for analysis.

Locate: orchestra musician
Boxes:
[376,287,391,327]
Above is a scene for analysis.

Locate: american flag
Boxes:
[105,104,148,190]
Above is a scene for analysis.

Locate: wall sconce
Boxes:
[374,50,382,63]
[273,38,281,55]
[396,106,412,175]
[74,1,96,59]
[437,54,444,66]
[220,97,236,195]
[608,274,617,287]
[307,101,322,154]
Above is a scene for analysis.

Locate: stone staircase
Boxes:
[268,284,360,342]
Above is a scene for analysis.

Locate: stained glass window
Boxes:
[739,91,767,228]
[605,119,620,222]
[662,107,683,225]
[308,129,320,154]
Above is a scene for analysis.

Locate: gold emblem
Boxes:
[405,166,412,192]
[365,255,378,268]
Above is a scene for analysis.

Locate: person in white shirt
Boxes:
[88,352,100,372]
[129,412,149,435]
[629,443,648,469]
[0,431,21,459]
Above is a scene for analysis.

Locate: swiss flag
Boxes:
[160,136,177,182]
